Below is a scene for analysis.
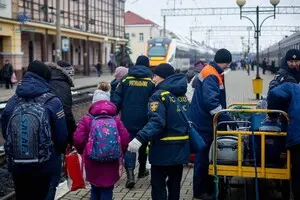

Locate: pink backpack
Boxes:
[86,114,121,162]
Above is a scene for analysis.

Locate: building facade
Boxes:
[125,11,161,63]
[125,11,176,63]
[0,0,126,79]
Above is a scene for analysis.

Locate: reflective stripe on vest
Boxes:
[160,91,170,101]
[160,135,189,141]
[198,65,224,90]
[122,76,152,83]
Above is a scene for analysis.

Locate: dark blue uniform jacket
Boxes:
[268,82,300,148]
[189,61,228,143]
[1,72,68,174]
[110,78,120,99]
[135,74,190,166]
[112,65,155,134]
[268,56,300,91]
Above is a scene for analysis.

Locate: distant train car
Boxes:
[262,31,300,68]
[145,37,213,72]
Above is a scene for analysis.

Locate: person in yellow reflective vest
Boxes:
[127,63,190,200]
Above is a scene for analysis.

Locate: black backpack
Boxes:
[5,93,55,166]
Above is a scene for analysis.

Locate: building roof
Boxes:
[125,11,158,26]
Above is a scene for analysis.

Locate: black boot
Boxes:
[125,168,135,188]
[138,166,149,178]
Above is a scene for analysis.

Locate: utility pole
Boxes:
[55,0,61,62]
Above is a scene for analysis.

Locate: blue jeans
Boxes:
[46,155,63,200]
[124,133,147,170]
[90,185,114,200]
[193,141,213,197]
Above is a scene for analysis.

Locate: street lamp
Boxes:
[236,0,280,99]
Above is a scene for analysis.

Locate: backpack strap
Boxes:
[34,92,56,105]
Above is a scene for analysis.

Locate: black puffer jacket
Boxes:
[47,63,76,146]
[268,56,300,91]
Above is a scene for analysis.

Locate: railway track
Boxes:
[0,85,95,200]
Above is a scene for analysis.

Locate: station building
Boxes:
[0,0,126,80]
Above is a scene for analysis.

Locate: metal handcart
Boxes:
[208,104,290,200]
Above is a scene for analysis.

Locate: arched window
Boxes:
[70,44,73,65]
[29,41,34,63]
[52,42,55,62]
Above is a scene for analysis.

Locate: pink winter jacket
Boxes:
[73,100,130,188]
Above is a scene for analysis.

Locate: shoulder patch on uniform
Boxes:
[150,101,159,112]
[56,110,65,119]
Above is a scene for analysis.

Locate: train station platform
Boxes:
[0,73,114,102]
[57,69,276,200]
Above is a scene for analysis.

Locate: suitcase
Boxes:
[209,136,245,165]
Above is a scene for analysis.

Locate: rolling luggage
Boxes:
[209,136,246,165]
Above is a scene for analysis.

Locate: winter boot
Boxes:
[125,168,135,188]
[138,166,149,178]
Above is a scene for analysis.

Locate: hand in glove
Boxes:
[127,138,142,153]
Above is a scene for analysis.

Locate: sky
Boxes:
[125,0,300,52]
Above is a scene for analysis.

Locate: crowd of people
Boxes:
[1,47,300,200]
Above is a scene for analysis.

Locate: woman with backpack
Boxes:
[73,82,130,200]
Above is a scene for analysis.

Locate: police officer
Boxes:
[112,55,155,188]
[268,49,300,91]
[189,48,233,199]
[127,63,190,200]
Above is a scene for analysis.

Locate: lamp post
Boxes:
[237,0,280,99]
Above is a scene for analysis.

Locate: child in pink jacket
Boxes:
[73,83,130,200]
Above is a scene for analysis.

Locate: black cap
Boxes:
[136,55,150,67]
[285,49,300,61]
[154,63,175,79]
[214,48,232,64]
[28,60,51,81]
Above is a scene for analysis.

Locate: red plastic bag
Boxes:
[65,148,86,191]
[189,154,195,163]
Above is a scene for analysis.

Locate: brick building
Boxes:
[0,0,126,79]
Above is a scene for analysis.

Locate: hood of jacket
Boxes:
[92,90,111,104]
[89,100,117,116]
[280,56,300,82]
[47,63,74,87]
[128,65,153,78]
[156,73,187,96]
[16,72,51,98]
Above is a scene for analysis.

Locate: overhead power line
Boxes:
[161,6,300,16]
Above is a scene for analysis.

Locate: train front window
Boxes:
[148,45,167,57]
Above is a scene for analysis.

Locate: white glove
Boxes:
[127,138,142,153]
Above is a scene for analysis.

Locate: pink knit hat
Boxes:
[114,66,128,80]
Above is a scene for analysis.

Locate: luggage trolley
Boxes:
[208,108,290,200]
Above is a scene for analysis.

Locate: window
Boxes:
[0,0,7,8]
[139,33,144,42]
[125,33,130,40]
[148,45,167,57]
